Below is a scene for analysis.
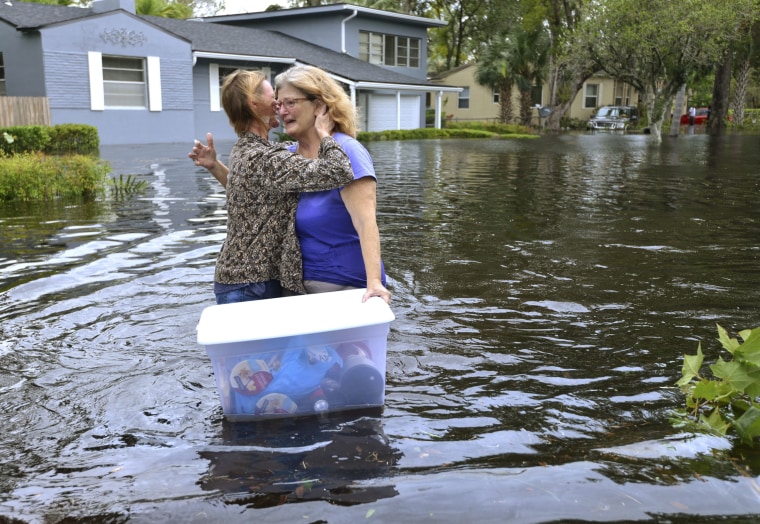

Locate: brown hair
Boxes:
[274,65,358,138]
[221,69,270,136]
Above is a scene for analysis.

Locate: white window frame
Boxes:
[88,52,159,111]
[147,56,162,111]
[614,82,630,106]
[458,86,470,109]
[209,64,270,112]
[359,31,420,68]
[584,83,599,109]
[102,55,147,109]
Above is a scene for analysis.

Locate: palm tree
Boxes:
[508,27,550,126]
[475,37,515,124]
[476,26,550,126]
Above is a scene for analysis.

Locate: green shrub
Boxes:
[45,124,100,156]
[560,117,588,130]
[357,126,538,142]
[674,324,760,445]
[0,125,50,155]
[445,120,534,136]
[0,152,111,201]
[356,128,512,142]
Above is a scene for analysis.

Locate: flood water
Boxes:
[1,133,760,523]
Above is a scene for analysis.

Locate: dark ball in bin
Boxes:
[340,355,384,405]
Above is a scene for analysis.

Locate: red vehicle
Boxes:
[680,107,709,125]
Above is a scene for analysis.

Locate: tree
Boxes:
[136,0,193,18]
[476,38,516,124]
[428,0,491,72]
[508,26,550,126]
[475,25,550,126]
[584,0,756,142]
[527,0,596,132]
[727,16,760,128]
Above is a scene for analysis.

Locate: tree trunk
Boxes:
[708,49,733,135]
[519,89,532,126]
[732,56,751,127]
[499,84,513,123]
[642,88,665,143]
[670,84,687,136]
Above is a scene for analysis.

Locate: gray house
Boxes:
[0,0,458,145]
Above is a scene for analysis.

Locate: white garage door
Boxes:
[366,94,421,132]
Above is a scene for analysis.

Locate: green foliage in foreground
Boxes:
[0,153,111,201]
[110,174,150,199]
[675,325,760,445]
[357,126,537,142]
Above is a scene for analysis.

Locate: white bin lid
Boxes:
[196,288,394,345]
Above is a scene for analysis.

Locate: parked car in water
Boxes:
[587,105,639,131]
[680,107,709,125]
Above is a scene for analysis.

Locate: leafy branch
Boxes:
[675,325,760,444]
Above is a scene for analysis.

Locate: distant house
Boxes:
[430,64,639,125]
[0,0,459,145]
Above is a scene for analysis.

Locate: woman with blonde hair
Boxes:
[274,65,389,304]
[196,69,354,304]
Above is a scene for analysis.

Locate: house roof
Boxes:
[0,1,91,28]
[205,2,447,28]
[0,1,456,91]
[429,63,475,82]
[145,15,446,89]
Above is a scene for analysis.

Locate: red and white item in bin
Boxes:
[229,358,273,395]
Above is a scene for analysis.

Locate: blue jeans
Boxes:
[214,280,283,305]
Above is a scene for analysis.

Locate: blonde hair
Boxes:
[221,69,270,136]
[274,65,357,138]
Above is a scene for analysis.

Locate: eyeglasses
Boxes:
[275,97,312,110]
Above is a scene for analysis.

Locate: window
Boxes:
[218,66,263,98]
[0,53,5,96]
[359,31,420,68]
[209,64,268,112]
[102,55,147,108]
[219,66,239,83]
[458,87,470,109]
[614,82,630,106]
[88,52,160,111]
[584,83,599,108]
[531,84,543,106]
[492,88,499,104]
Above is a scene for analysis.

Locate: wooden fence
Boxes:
[0,97,51,127]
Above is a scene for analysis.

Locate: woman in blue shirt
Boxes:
[274,66,389,304]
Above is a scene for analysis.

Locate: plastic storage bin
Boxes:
[196,289,395,421]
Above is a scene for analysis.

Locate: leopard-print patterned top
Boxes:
[214,132,353,295]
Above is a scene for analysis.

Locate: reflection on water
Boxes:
[1,134,760,522]
[200,411,400,507]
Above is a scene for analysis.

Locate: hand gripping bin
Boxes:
[196,289,395,421]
